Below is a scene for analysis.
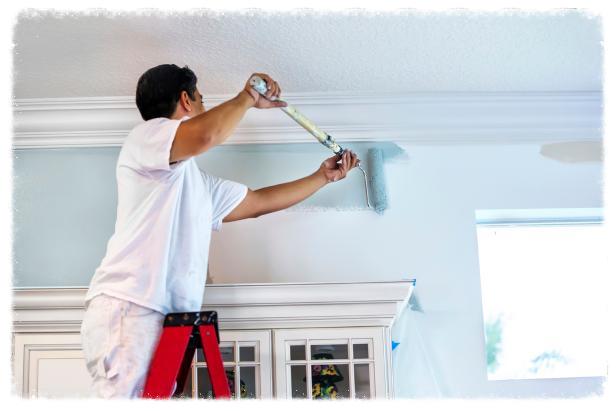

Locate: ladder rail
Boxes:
[142,310,230,399]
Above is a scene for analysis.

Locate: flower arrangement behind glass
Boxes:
[307,353,344,399]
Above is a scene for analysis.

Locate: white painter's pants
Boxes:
[80,294,165,398]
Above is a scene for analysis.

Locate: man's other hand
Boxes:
[319,150,359,183]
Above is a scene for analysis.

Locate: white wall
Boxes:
[206,142,604,397]
[208,143,602,286]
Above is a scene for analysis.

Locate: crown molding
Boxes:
[12,91,602,149]
[12,279,415,332]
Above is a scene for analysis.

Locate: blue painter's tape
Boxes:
[392,341,400,351]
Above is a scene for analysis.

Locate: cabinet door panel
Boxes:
[32,352,92,398]
[13,333,92,398]
[273,327,388,399]
[186,329,272,399]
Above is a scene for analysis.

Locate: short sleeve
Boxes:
[129,117,184,173]
[202,172,248,232]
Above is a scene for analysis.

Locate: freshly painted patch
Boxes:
[196,142,406,213]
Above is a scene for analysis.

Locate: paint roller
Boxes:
[249,75,388,214]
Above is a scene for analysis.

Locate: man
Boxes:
[80,64,359,398]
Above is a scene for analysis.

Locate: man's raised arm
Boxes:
[170,73,287,163]
[223,150,359,222]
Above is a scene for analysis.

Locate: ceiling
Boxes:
[13,9,602,99]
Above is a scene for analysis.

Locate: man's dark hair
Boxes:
[135,64,198,120]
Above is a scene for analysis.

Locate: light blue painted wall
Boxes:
[12,141,604,398]
[12,143,377,287]
[13,147,119,287]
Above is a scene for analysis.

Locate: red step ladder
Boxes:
[142,311,231,399]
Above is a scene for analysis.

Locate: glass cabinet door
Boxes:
[175,330,272,399]
[274,327,387,399]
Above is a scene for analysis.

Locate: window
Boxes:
[475,209,607,380]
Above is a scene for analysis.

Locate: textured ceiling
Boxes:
[13,9,602,99]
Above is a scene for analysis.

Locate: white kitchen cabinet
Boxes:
[12,280,414,399]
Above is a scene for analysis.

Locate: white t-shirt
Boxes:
[85,116,247,314]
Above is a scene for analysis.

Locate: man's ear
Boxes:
[178,90,193,113]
